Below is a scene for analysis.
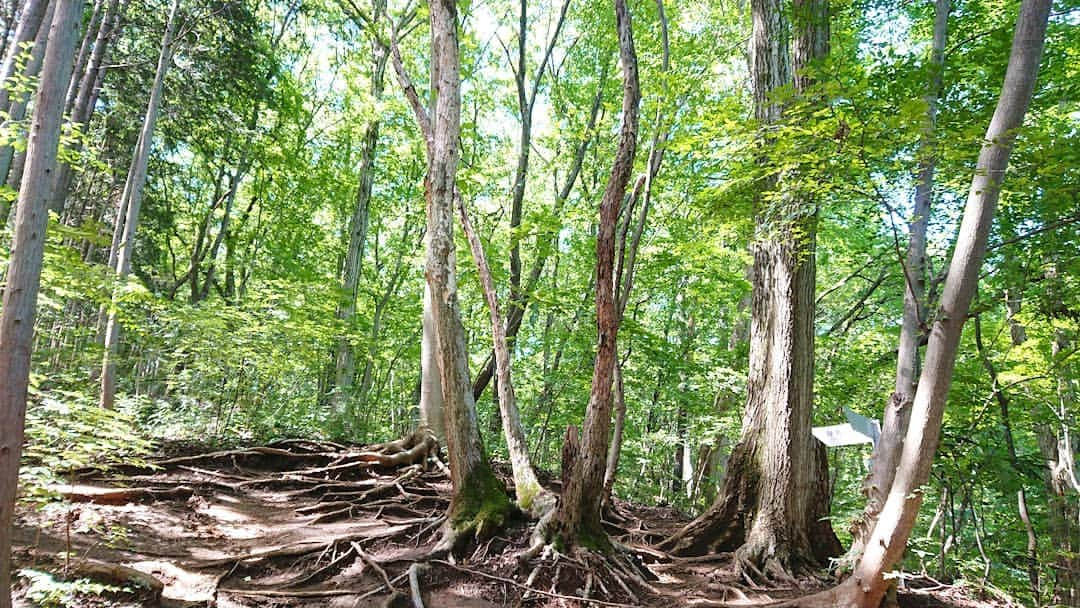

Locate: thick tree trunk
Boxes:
[99,0,180,409]
[0,2,83,605]
[554,0,639,548]
[416,0,512,549]
[794,2,1051,605]
[661,0,839,576]
[849,0,950,561]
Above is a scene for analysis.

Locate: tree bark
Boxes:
[391,0,513,548]
[99,0,180,409]
[0,1,83,604]
[794,2,1052,604]
[48,0,123,217]
[849,0,950,562]
[457,195,545,511]
[0,0,52,208]
[554,0,639,548]
[0,0,48,117]
[661,0,839,577]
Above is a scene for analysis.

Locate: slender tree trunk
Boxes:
[554,0,639,548]
[99,0,180,409]
[0,0,48,116]
[795,2,1051,604]
[0,2,83,604]
[48,0,123,217]
[1038,329,1080,607]
[390,0,512,550]
[973,314,1039,601]
[333,0,386,423]
[850,0,950,562]
[457,195,545,511]
[0,0,52,209]
[661,0,839,577]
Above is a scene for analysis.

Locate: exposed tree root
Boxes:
[58,558,165,600]
[45,484,195,505]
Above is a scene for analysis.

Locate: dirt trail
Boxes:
[11,442,1000,607]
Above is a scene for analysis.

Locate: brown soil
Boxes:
[10,440,1008,607]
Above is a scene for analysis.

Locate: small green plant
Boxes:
[17,569,124,608]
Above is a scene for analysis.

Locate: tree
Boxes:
[790,0,1052,604]
[99,0,181,409]
[847,0,951,563]
[389,0,514,552]
[0,1,85,604]
[553,0,639,550]
[661,0,840,579]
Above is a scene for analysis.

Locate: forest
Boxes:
[0,0,1076,606]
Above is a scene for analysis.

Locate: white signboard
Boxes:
[812,409,881,447]
[812,423,875,447]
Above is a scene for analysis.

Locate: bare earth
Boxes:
[11,441,1006,607]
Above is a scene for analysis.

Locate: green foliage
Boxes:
[16,569,125,608]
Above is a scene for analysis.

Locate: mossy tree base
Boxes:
[432,458,516,557]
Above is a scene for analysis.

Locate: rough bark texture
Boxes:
[849,0,950,562]
[799,2,1050,605]
[422,0,512,546]
[661,0,839,577]
[0,2,84,605]
[554,0,639,549]
[99,0,180,409]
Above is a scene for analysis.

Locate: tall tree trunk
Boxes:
[0,0,52,210]
[99,0,180,409]
[48,0,123,217]
[796,2,1051,605]
[1038,329,1080,606]
[554,0,639,548]
[849,0,950,561]
[457,195,545,511]
[661,0,839,578]
[0,2,83,604]
[390,0,513,551]
[603,0,672,505]
[0,0,48,117]
[333,0,386,424]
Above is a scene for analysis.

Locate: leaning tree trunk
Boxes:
[792,2,1051,605]
[48,0,123,217]
[0,0,48,117]
[660,0,839,578]
[849,0,950,563]
[0,2,83,605]
[99,0,180,409]
[554,0,639,549]
[457,195,546,512]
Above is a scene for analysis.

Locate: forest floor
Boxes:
[11,440,1010,607]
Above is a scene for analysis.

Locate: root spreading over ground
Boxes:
[11,439,1007,607]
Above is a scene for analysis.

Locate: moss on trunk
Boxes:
[448,459,514,535]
